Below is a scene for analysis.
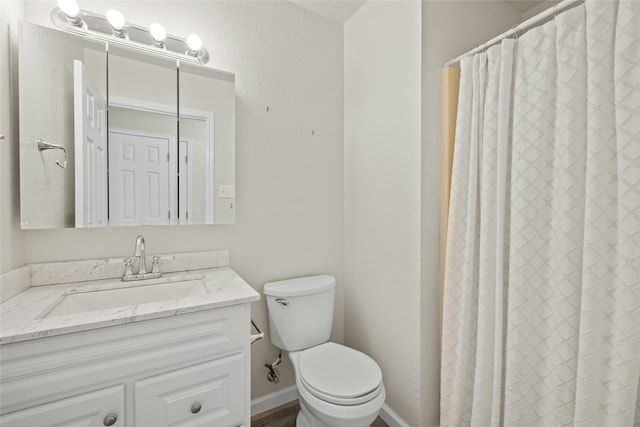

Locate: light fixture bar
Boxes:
[50,7,209,65]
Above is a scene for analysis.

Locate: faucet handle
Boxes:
[123,257,133,277]
[151,256,161,274]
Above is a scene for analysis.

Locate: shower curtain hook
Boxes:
[509,24,520,42]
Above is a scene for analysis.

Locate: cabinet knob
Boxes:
[103,413,118,426]
[191,402,202,414]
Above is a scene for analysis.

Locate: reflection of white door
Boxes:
[108,131,170,226]
[74,60,107,227]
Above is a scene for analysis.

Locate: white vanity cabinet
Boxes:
[0,304,252,427]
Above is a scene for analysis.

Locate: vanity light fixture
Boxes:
[50,3,210,65]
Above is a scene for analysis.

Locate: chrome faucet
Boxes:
[134,235,147,275]
[122,235,161,281]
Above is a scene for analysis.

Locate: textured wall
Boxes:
[20,0,345,400]
[344,1,422,424]
[344,0,522,425]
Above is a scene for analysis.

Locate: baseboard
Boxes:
[251,385,298,416]
[379,403,411,427]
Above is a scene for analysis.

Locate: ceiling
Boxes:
[290,0,547,24]
[289,0,366,24]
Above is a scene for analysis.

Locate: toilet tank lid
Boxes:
[264,275,336,297]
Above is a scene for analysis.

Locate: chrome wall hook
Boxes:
[37,138,67,169]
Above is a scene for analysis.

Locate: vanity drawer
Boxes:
[0,384,124,427]
[135,353,245,427]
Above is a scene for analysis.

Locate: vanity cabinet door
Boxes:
[0,384,124,427]
[135,353,245,427]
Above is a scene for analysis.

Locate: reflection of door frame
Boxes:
[109,95,215,223]
[108,127,177,225]
[178,138,194,225]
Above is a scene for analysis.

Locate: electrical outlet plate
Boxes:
[219,185,235,198]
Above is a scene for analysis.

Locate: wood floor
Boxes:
[251,400,389,427]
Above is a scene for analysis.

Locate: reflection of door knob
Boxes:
[0,134,5,139]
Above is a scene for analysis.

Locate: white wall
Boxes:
[15,0,345,400]
[344,1,422,425]
[345,0,522,425]
[522,0,555,20]
[0,0,26,273]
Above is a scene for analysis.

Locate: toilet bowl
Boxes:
[290,343,386,427]
[264,275,385,427]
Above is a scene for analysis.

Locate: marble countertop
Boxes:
[0,267,260,345]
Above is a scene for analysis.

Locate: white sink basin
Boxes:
[43,277,208,318]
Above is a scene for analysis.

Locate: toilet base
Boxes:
[296,395,380,427]
[296,400,315,427]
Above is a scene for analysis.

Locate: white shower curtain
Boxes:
[440,1,640,426]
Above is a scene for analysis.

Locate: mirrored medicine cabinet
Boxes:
[19,21,235,229]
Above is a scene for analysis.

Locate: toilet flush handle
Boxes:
[275,298,289,306]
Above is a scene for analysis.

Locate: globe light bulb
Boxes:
[57,0,80,18]
[150,23,167,43]
[106,9,125,31]
[186,34,202,52]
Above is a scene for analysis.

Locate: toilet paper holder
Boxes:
[250,319,264,344]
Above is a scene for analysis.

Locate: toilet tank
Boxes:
[264,275,336,351]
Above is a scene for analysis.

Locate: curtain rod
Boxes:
[444,0,584,67]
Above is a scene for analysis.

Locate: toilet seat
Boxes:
[299,342,383,406]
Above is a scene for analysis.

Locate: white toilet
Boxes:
[264,275,386,427]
